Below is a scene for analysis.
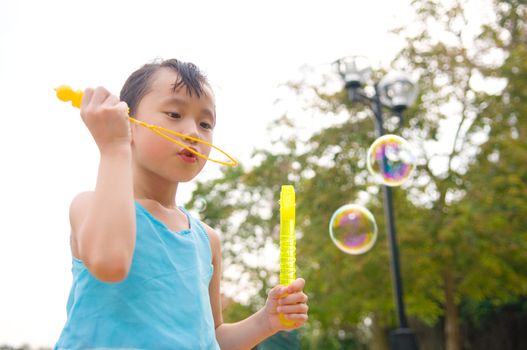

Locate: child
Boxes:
[55,58,309,350]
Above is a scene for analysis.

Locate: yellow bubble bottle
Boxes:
[279,185,296,327]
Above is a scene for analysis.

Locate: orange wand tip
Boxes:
[55,85,83,108]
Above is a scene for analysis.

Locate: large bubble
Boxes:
[329,204,378,255]
[366,134,416,187]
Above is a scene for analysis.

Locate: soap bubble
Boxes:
[329,204,378,255]
[367,134,416,186]
[194,197,208,213]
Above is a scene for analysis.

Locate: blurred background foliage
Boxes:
[186,0,526,349]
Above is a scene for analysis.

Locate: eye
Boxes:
[200,121,213,130]
[167,112,181,119]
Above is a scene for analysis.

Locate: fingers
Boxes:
[81,87,120,110]
[280,313,309,324]
[277,288,309,315]
[101,94,119,107]
[276,302,309,315]
[102,95,128,117]
[279,291,308,305]
[275,277,308,318]
[81,87,94,109]
[115,101,130,118]
[268,285,288,301]
[80,87,127,121]
[270,278,307,302]
[266,279,309,330]
[90,86,111,107]
[285,278,305,294]
[78,86,131,151]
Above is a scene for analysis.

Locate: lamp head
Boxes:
[378,71,418,112]
[335,55,372,90]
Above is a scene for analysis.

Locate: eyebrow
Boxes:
[162,96,216,122]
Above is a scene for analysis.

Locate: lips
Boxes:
[178,148,198,163]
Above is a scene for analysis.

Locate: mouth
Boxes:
[178,148,199,163]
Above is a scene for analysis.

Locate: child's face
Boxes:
[131,68,216,183]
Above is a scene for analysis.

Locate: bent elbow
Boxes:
[84,256,132,283]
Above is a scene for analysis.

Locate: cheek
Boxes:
[202,141,212,157]
[134,130,173,161]
[201,134,213,155]
[147,141,171,159]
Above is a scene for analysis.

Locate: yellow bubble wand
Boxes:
[55,85,238,167]
[279,185,296,327]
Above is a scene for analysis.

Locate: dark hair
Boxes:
[120,58,210,116]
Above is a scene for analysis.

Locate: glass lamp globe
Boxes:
[378,71,418,112]
[335,55,372,89]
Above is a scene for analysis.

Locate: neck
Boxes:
[133,168,179,209]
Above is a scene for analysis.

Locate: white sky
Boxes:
[0,0,416,347]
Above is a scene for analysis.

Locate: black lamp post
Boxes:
[335,56,419,350]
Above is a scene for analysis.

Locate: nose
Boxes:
[179,119,200,144]
[183,134,198,144]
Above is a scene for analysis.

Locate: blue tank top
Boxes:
[55,202,220,350]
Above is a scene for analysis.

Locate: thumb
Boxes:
[285,277,306,294]
[268,285,287,300]
[117,101,130,118]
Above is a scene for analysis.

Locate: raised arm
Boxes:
[69,87,135,283]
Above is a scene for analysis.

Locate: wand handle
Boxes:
[279,185,296,327]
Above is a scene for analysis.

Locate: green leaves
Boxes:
[186,1,527,347]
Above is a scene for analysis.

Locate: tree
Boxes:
[187,0,527,349]
[393,1,527,349]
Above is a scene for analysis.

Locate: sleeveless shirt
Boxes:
[54,202,220,350]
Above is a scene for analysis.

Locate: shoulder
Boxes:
[199,221,222,262]
[69,191,94,224]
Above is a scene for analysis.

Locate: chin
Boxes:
[171,170,200,183]
[177,175,197,183]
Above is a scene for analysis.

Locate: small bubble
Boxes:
[329,204,378,255]
[366,134,416,187]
